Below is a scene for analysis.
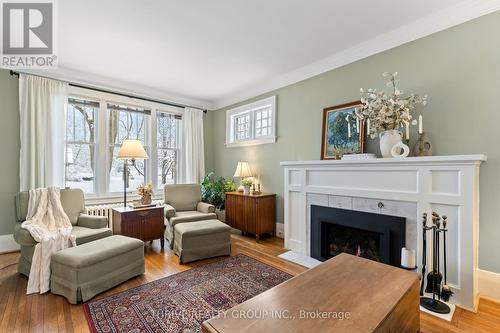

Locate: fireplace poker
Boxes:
[441,216,454,302]
[420,212,450,314]
[420,213,428,296]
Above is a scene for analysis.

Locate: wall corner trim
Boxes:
[478,268,500,302]
[0,234,20,254]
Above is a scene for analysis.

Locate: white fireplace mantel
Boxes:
[281,154,486,311]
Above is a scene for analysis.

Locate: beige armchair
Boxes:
[164,184,216,248]
[13,189,112,277]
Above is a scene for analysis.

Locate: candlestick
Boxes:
[356,117,360,134]
[418,115,423,134]
[348,123,351,138]
[367,119,370,134]
[405,121,410,141]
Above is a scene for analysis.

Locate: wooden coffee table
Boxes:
[202,253,419,333]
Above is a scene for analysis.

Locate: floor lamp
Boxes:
[117,139,149,207]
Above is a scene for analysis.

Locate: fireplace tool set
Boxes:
[420,212,453,314]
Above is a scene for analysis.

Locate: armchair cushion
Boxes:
[197,202,215,214]
[13,223,37,246]
[71,226,113,245]
[13,222,112,247]
[167,211,217,227]
[164,184,202,211]
[164,211,217,249]
[77,214,109,229]
[164,204,176,219]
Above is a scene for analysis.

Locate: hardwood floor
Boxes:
[1,235,499,333]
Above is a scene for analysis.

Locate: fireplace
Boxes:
[310,205,406,267]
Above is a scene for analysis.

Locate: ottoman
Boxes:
[50,235,144,304]
[174,219,231,263]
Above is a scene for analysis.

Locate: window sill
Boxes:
[85,194,164,206]
[225,136,277,148]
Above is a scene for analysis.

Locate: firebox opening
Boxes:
[321,222,382,262]
[310,205,406,267]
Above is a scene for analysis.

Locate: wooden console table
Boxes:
[112,206,165,248]
[203,254,419,333]
[225,192,276,241]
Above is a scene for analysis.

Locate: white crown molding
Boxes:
[14,1,500,111]
[18,67,217,110]
[213,0,500,110]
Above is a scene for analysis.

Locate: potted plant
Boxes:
[241,178,253,195]
[201,172,236,222]
[357,72,427,157]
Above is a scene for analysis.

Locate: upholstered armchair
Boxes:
[13,188,112,277]
[164,184,217,248]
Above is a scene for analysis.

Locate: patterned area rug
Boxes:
[84,254,292,333]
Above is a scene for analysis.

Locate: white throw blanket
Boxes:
[21,187,76,294]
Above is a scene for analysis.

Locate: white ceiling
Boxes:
[41,0,500,109]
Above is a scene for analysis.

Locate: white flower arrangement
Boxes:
[357,72,427,139]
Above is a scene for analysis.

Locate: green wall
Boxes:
[0,69,20,235]
[208,12,500,273]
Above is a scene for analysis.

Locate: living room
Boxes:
[1,1,500,332]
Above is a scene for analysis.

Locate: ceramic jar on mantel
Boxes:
[413,132,433,156]
[379,129,404,158]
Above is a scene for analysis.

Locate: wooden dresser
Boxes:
[225,192,276,241]
[112,206,165,248]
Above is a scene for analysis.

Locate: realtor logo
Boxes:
[1,0,57,68]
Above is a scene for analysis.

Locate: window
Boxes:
[64,86,182,199]
[226,96,276,147]
[108,104,150,193]
[156,111,181,189]
[255,108,272,137]
[235,113,250,140]
[65,98,99,194]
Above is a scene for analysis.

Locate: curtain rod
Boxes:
[9,70,207,113]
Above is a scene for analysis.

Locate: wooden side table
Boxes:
[112,206,165,248]
[225,192,276,241]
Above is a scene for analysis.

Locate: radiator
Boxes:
[85,200,164,232]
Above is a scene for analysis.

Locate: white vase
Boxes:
[243,185,251,195]
[379,130,403,158]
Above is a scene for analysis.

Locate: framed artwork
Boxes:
[321,101,365,160]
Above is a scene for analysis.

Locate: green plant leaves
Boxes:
[200,172,236,210]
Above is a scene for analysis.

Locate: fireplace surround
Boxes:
[310,205,406,266]
[281,155,486,310]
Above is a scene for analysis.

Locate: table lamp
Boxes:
[117,139,149,206]
[233,161,253,192]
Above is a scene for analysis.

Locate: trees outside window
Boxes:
[64,94,181,197]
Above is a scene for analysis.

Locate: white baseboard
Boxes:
[0,234,20,253]
[478,269,500,302]
[275,223,284,238]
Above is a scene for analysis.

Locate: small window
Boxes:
[226,96,276,147]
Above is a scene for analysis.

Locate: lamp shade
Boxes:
[117,139,149,160]
[233,161,252,178]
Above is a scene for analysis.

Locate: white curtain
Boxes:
[19,74,68,191]
[180,107,205,184]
